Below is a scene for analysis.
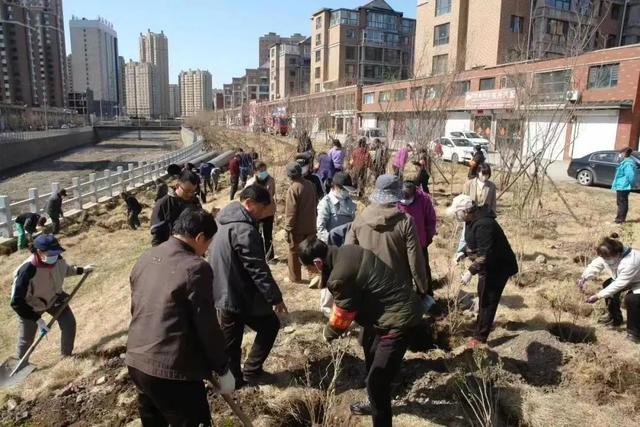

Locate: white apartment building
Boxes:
[140,30,169,118]
[125,61,158,118]
[179,70,212,117]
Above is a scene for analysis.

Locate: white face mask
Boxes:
[455,210,466,222]
[301,166,309,175]
[400,197,415,206]
[334,189,348,199]
[604,258,619,268]
[478,174,488,183]
[43,254,59,265]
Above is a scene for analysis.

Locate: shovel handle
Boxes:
[10,272,92,377]
[222,394,254,427]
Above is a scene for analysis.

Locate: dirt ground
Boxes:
[1,128,640,426]
[0,130,181,202]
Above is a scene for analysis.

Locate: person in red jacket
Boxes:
[228,151,241,200]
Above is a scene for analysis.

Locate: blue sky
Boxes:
[62,0,417,87]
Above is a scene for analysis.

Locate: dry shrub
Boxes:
[539,281,594,321]
[17,357,98,401]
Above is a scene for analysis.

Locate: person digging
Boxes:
[14,212,47,250]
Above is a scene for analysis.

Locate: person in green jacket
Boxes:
[611,147,638,224]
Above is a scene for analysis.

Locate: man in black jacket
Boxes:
[154,178,168,201]
[121,192,142,230]
[150,170,201,246]
[209,185,288,388]
[128,209,234,426]
[449,194,518,348]
[14,212,46,249]
[45,189,67,234]
[468,145,486,179]
[298,238,424,427]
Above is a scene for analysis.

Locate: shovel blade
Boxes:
[0,357,37,388]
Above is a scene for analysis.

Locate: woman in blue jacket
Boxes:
[612,148,638,224]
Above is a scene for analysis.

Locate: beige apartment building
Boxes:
[168,83,180,118]
[258,32,306,67]
[269,37,311,100]
[310,0,416,93]
[124,61,158,118]
[179,69,212,117]
[415,0,631,78]
[140,30,169,117]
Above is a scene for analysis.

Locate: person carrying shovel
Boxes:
[10,234,94,360]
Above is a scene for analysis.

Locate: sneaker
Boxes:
[350,401,372,416]
[626,334,640,344]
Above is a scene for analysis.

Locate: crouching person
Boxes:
[584,234,640,343]
[10,235,94,360]
[298,237,424,427]
[126,209,234,426]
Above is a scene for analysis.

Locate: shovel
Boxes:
[0,272,92,388]
[205,379,254,427]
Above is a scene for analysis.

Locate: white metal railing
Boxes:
[0,137,204,238]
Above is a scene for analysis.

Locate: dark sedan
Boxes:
[567,150,640,187]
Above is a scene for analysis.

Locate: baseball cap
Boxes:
[33,234,65,255]
[286,162,302,178]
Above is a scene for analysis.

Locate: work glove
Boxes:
[212,370,236,394]
[454,252,466,263]
[460,270,473,286]
[36,318,50,336]
[576,277,587,292]
[82,264,96,273]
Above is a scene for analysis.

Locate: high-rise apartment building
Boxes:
[125,60,158,118]
[0,0,67,107]
[269,37,311,100]
[622,0,640,44]
[213,89,224,110]
[69,17,119,116]
[139,30,169,117]
[244,68,270,102]
[258,32,306,66]
[415,0,629,78]
[179,70,212,117]
[66,54,73,96]
[310,0,416,93]
[223,84,233,109]
[168,83,180,118]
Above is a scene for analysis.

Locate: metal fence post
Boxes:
[28,188,39,213]
[116,166,124,194]
[0,195,12,238]
[104,169,112,198]
[89,173,98,203]
[72,177,83,210]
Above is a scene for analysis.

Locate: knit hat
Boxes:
[286,162,302,178]
[446,194,475,216]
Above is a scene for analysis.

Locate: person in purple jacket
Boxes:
[328,139,346,173]
[397,177,437,291]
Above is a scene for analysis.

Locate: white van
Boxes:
[357,128,387,146]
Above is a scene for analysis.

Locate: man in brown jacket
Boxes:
[126,209,234,426]
[346,174,430,296]
[285,162,318,283]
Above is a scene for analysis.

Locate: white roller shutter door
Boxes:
[445,112,471,135]
[524,114,568,161]
[571,111,619,159]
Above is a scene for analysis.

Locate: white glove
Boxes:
[36,318,50,336]
[461,270,473,285]
[82,264,96,273]
[454,252,466,263]
[212,370,236,394]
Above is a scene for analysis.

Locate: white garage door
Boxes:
[525,114,568,161]
[361,114,377,129]
[445,112,471,135]
[571,112,619,159]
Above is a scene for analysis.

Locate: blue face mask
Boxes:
[43,254,59,265]
[257,171,269,181]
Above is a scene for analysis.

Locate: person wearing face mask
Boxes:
[245,161,277,262]
[611,147,638,224]
[448,194,518,348]
[297,237,425,425]
[210,185,288,388]
[296,154,325,201]
[127,209,232,426]
[150,170,202,246]
[10,234,94,361]
[285,162,318,283]
[316,172,357,317]
[582,234,640,343]
[397,177,437,294]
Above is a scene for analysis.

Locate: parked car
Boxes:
[568,151,640,187]
[448,131,491,151]
[358,128,387,146]
[432,137,485,164]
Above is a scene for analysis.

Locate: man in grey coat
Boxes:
[45,189,67,234]
[209,184,288,388]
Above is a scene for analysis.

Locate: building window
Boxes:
[432,54,448,75]
[510,15,524,33]
[368,13,397,31]
[363,64,383,79]
[435,0,452,16]
[379,91,391,102]
[289,58,297,65]
[453,80,470,96]
[315,83,321,92]
[315,67,321,78]
[363,92,375,104]
[546,0,570,11]
[588,63,619,89]
[533,69,571,100]
[500,74,524,88]
[316,16,322,29]
[331,10,359,26]
[346,29,356,39]
[611,4,621,20]
[425,84,444,99]
[316,34,321,46]
[346,46,357,60]
[345,63,357,78]
[394,89,406,101]
[410,87,423,100]
[365,47,383,61]
[401,19,414,34]
[479,77,496,90]
[315,50,321,62]
[289,70,296,77]
[434,23,450,46]
[547,19,568,42]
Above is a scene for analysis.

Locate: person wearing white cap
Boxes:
[448,194,518,348]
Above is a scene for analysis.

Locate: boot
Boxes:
[350,401,372,416]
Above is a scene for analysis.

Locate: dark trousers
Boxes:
[17,305,76,359]
[260,215,274,261]
[474,272,509,342]
[616,190,630,222]
[360,327,408,427]
[128,366,211,427]
[51,216,61,234]
[423,246,433,295]
[229,175,239,200]
[625,291,640,338]
[203,177,213,193]
[218,310,280,380]
[128,211,141,230]
[351,169,367,197]
[602,278,623,324]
